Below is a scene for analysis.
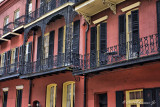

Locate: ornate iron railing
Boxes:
[23,53,66,75]
[3,22,14,35]
[0,29,3,37]
[14,15,26,29]
[73,34,160,72]
[0,62,20,76]
[26,0,74,24]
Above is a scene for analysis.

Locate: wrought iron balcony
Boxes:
[14,15,25,29]
[73,34,160,74]
[26,0,75,24]
[0,28,3,37]
[0,62,20,81]
[3,22,14,35]
[21,53,71,78]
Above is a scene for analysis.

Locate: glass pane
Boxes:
[50,86,55,107]
[67,84,71,107]
[131,105,137,107]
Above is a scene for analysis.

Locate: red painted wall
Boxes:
[86,0,157,53]
[31,72,84,107]
[0,79,29,107]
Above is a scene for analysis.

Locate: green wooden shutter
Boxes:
[116,91,124,107]
[14,47,19,71]
[48,30,55,68]
[37,36,42,61]
[4,52,7,73]
[99,93,107,107]
[7,51,11,73]
[155,88,160,107]
[143,89,153,107]
[157,1,160,51]
[3,91,8,107]
[90,26,97,68]
[16,90,22,107]
[100,23,107,53]
[131,10,140,54]
[19,46,22,72]
[73,20,80,66]
[99,23,107,66]
[58,27,64,66]
[119,14,126,56]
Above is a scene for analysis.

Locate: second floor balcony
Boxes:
[20,53,72,78]
[73,34,160,75]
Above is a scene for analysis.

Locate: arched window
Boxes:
[46,84,57,107]
[62,81,75,107]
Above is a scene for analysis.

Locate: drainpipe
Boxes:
[28,79,32,107]
[84,20,89,107]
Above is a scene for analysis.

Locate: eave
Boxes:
[75,0,125,24]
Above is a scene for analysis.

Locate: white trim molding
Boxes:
[16,85,24,90]
[121,2,141,12]
[2,87,9,92]
[93,15,108,24]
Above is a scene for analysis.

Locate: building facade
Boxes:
[0,0,160,107]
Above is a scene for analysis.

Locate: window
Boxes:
[126,89,143,107]
[2,88,8,107]
[16,85,23,107]
[44,33,49,58]
[25,42,32,62]
[14,9,20,21]
[4,16,9,26]
[90,22,107,67]
[98,93,107,107]
[28,0,32,13]
[62,81,75,107]
[46,84,57,107]
[119,9,139,59]
[11,48,16,64]
[1,53,5,67]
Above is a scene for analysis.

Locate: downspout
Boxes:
[28,79,32,107]
[84,20,89,107]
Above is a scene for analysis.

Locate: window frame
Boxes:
[2,88,8,107]
[126,89,143,107]
[4,16,9,26]
[14,9,20,21]
[126,8,139,59]
[62,81,75,107]
[46,84,57,107]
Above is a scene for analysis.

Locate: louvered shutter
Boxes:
[17,90,22,107]
[119,14,126,56]
[143,89,153,107]
[157,1,160,52]
[99,93,107,107]
[48,31,55,67]
[3,91,8,107]
[73,20,80,66]
[28,42,32,62]
[14,47,18,71]
[58,27,64,66]
[7,51,11,73]
[19,46,22,72]
[37,36,42,61]
[155,88,160,107]
[131,10,140,54]
[100,23,107,53]
[90,26,97,68]
[99,23,107,66]
[116,91,124,107]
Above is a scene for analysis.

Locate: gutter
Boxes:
[84,20,89,107]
